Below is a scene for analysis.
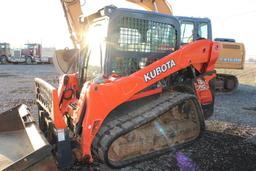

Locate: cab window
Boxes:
[199,22,208,39]
[0,44,6,49]
[85,20,108,80]
[181,21,194,44]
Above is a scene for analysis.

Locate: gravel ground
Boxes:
[213,85,256,127]
[1,64,256,170]
[0,64,58,115]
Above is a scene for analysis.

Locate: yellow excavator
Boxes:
[0,0,242,170]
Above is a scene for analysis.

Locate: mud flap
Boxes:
[0,104,58,171]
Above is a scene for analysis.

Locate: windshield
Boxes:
[181,21,194,44]
[0,44,6,49]
[80,19,108,81]
[24,44,37,49]
[198,22,208,39]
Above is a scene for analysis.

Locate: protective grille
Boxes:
[110,16,177,76]
[111,56,160,76]
[117,17,177,53]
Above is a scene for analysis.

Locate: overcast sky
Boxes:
[0,0,255,58]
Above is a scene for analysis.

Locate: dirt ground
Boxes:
[1,64,256,170]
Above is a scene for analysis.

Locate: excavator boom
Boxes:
[60,0,83,47]
[127,0,173,14]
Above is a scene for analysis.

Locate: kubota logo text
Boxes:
[144,60,176,82]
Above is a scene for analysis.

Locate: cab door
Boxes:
[177,17,212,43]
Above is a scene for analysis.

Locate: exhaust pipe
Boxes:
[0,105,57,171]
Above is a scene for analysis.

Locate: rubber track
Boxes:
[92,92,205,168]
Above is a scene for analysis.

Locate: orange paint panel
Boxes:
[52,89,67,129]
[128,88,162,102]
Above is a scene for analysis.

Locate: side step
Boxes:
[0,105,58,171]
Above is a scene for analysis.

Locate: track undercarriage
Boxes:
[215,74,238,93]
[92,92,204,168]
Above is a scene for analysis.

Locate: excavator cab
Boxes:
[177,16,212,44]
[177,16,245,92]
[0,43,11,64]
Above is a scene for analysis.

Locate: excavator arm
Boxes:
[127,0,173,14]
[54,0,84,74]
[60,0,83,48]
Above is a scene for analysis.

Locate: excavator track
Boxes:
[92,92,205,168]
[215,74,238,93]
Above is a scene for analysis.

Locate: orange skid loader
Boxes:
[0,7,220,170]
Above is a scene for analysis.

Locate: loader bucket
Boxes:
[0,104,58,171]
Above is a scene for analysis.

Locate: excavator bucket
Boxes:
[0,105,57,171]
[54,48,79,74]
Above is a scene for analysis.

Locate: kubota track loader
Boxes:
[0,6,220,170]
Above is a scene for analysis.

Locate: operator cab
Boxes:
[0,43,11,64]
[0,43,10,50]
[80,6,181,82]
[22,43,41,57]
[176,16,212,44]
[0,43,11,54]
